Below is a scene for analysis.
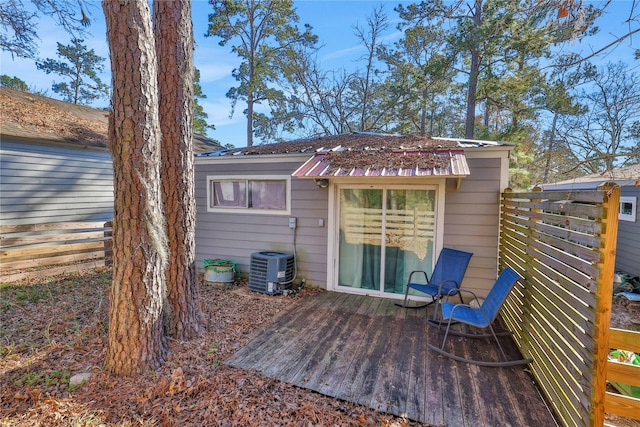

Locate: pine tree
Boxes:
[36,37,109,105]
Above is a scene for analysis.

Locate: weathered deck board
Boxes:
[226,292,557,426]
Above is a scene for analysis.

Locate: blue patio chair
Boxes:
[427,267,533,367]
[397,247,473,313]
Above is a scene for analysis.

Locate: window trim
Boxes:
[206,175,291,215]
[619,196,637,222]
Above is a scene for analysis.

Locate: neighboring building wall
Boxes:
[194,155,328,287]
[617,186,640,278]
[0,138,114,225]
[443,153,505,295]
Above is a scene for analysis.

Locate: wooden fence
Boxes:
[0,221,112,283]
[499,183,640,426]
[605,328,640,423]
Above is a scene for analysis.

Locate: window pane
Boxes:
[212,181,246,207]
[250,180,286,210]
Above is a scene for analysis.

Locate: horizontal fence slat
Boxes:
[0,221,112,282]
[502,201,603,235]
[604,393,640,421]
[0,221,111,233]
[607,360,640,387]
[533,230,601,263]
[506,199,604,218]
[0,241,109,261]
[0,230,109,247]
[528,238,599,279]
[609,328,640,353]
[0,260,107,282]
[0,250,108,271]
[503,189,609,204]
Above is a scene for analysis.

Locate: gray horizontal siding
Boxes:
[195,156,328,287]
[616,186,640,277]
[443,156,502,294]
[0,139,114,225]
[195,151,510,293]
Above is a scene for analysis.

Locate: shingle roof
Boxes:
[1,86,109,147]
[0,86,222,153]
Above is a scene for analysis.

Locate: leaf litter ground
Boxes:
[1,268,420,426]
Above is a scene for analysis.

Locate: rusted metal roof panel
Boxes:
[292,150,469,178]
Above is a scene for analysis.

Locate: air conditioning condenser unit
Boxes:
[249,251,295,295]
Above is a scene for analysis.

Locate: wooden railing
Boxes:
[605,328,640,423]
[499,184,620,427]
[0,221,112,282]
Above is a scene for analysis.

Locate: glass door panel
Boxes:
[384,189,435,295]
[337,186,437,297]
[338,188,382,290]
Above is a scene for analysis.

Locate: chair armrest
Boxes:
[437,279,460,295]
[407,270,430,284]
[444,288,482,305]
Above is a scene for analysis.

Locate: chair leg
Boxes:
[488,323,509,361]
[431,296,442,321]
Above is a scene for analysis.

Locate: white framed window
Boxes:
[207,175,291,215]
[619,196,637,222]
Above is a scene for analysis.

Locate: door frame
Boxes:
[326,179,446,299]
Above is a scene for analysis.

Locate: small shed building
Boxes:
[194,133,515,299]
[542,164,640,278]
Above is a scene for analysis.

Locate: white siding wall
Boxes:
[617,186,640,278]
[195,155,328,287]
[0,139,114,225]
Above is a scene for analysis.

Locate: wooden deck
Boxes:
[226,292,558,426]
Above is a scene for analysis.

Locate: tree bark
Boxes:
[103,0,168,376]
[153,0,200,339]
[464,0,482,140]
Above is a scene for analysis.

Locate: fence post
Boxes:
[590,182,620,427]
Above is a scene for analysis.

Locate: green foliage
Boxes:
[206,0,317,146]
[193,68,215,135]
[0,0,91,59]
[0,74,29,91]
[12,369,70,387]
[36,37,109,105]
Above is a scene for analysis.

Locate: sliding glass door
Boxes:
[337,185,437,297]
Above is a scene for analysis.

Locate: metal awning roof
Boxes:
[292,149,470,178]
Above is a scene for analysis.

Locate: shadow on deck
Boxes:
[226,291,557,426]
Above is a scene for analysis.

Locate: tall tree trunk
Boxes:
[154,0,200,339]
[465,0,482,139]
[543,110,559,183]
[103,0,168,376]
[420,87,428,136]
[247,95,254,147]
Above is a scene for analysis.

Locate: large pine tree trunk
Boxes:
[154,0,200,339]
[103,0,168,376]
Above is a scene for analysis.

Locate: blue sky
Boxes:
[1,0,637,148]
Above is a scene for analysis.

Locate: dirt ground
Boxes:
[1,268,638,426]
